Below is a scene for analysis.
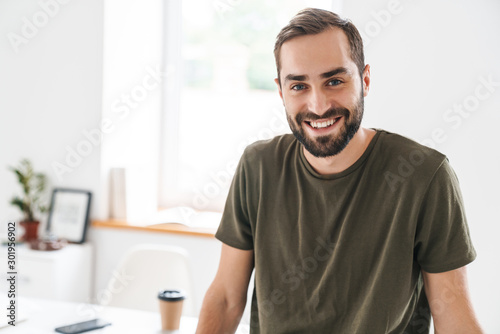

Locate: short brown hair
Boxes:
[274,8,365,85]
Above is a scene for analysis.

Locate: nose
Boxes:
[307,88,330,116]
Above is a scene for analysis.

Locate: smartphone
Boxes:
[55,319,111,334]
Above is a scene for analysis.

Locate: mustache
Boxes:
[295,107,350,124]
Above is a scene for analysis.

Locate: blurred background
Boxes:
[0,0,498,332]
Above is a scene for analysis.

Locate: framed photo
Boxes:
[46,188,92,244]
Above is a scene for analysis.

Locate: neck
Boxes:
[303,127,376,175]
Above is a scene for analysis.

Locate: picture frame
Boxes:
[46,188,92,244]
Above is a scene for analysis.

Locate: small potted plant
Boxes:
[8,159,48,242]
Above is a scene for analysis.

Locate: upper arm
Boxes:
[210,243,254,308]
[422,266,483,333]
[414,160,476,273]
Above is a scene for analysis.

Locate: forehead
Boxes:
[280,28,355,78]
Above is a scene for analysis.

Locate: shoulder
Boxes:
[373,129,449,191]
[233,134,298,182]
[375,129,445,160]
[242,133,297,163]
[375,128,447,166]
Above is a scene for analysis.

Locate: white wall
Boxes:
[100,0,163,223]
[0,0,104,227]
[342,0,500,332]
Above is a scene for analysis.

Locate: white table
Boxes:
[2,297,249,333]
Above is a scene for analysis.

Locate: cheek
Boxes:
[335,89,359,108]
[282,98,298,115]
[283,93,306,113]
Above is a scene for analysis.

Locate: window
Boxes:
[160,0,337,211]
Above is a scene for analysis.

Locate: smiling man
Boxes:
[196,8,483,334]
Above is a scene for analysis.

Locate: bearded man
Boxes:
[196,8,482,334]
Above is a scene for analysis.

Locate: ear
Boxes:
[362,64,371,97]
[274,78,284,102]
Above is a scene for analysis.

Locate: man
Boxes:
[196,8,483,334]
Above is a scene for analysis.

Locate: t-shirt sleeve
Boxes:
[215,151,254,250]
[414,158,476,273]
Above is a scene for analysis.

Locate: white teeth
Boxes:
[310,118,337,129]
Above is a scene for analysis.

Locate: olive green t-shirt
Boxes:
[215,129,476,334]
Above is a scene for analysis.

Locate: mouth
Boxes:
[304,116,342,132]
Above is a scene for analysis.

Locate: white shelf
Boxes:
[1,243,92,303]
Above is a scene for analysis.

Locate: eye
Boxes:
[291,84,306,91]
[327,79,342,86]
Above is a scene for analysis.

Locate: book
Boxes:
[109,167,157,223]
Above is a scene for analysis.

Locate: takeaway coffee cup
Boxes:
[158,289,186,330]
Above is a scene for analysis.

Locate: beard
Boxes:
[286,91,364,158]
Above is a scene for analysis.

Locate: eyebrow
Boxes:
[284,67,351,84]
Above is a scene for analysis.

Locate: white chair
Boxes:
[103,244,196,316]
